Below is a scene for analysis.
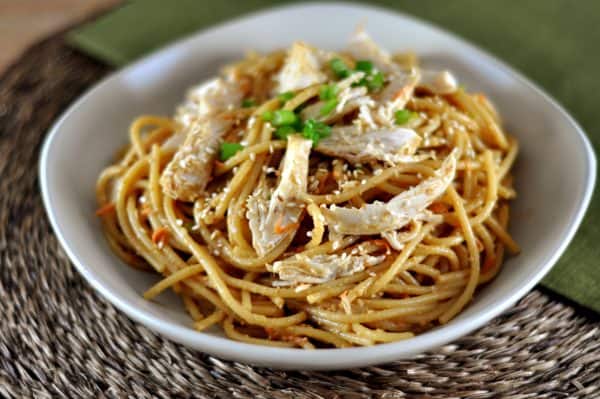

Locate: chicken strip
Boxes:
[160,78,243,201]
[274,41,328,94]
[246,135,313,257]
[419,69,458,95]
[315,125,423,164]
[322,150,457,235]
[347,26,395,73]
[270,253,385,285]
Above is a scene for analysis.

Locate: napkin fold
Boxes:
[68,0,600,312]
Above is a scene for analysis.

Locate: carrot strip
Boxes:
[95,203,115,216]
[152,227,170,245]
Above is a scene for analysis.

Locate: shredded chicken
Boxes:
[176,78,244,125]
[274,42,328,94]
[316,125,423,164]
[419,70,458,95]
[300,72,368,122]
[347,26,395,73]
[372,69,421,127]
[382,219,442,251]
[161,129,186,150]
[270,253,385,285]
[160,78,243,201]
[322,150,457,235]
[246,135,312,257]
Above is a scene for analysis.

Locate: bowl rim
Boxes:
[39,1,597,370]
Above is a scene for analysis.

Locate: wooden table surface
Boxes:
[0,0,120,73]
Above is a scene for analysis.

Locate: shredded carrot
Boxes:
[372,239,391,253]
[265,327,307,346]
[317,172,331,193]
[220,113,236,120]
[214,160,226,169]
[273,215,284,233]
[264,327,276,339]
[140,204,152,216]
[152,227,170,245]
[273,214,299,234]
[282,334,309,346]
[394,86,410,100]
[239,77,252,95]
[475,238,484,252]
[429,202,450,214]
[95,203,115,216]
[274,221,300,234]
[482,255,496,273]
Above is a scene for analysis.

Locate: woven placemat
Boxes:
[1,33,599,399]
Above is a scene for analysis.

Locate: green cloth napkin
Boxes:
[68,0,600,312]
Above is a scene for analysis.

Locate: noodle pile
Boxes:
[96,29,519,348]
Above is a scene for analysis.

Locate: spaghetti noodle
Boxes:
[96,28,519,348]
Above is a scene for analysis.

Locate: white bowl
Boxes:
[40,2,596,370]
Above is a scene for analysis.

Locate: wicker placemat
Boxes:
[1,33,599,399]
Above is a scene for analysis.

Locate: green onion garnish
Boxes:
[319,84,338,101]
[241,99,255,108]
[302,119,331,146]
[355,60,373,73]
[320,98,338,116]
[274,125,295,140]
[366,71,385,91]
[394,109,415,125]
[272,109,298,126]
[219,142,244,161]
[261,111,274,121]
[278,91,295,102]
[330,58,351,78]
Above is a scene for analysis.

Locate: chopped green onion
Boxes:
[219,142,244,161]
[320,98,338,116]
[261,111,274,121]
[330,58,351,78]
[366,71,385,91]
[278,91,295,102]
[241,99,256,108]
[302,119,331,146]
[394,109,415,125]
[274,125,296,140]
[272,109,298,126]
[355,60,373,73]
[351,77,366,88]
[319,84,338,101]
